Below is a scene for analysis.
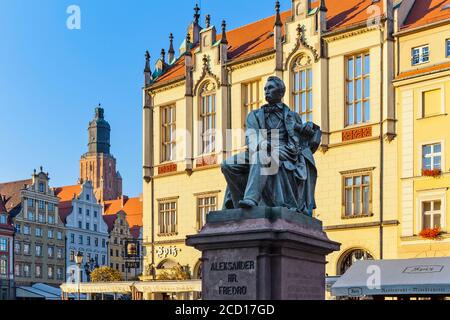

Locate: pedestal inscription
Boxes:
[186,207,341,300]
[204,248,257,300]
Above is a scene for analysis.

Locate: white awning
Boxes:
[332,257,450,297]
[60,282,134,294]
[134,280,202,293]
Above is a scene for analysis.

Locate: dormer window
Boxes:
[38,182,45,193]
[412,45,429,66]
[86,194,90,201]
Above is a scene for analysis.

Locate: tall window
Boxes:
[161,105,176,162]
[23,264,30,277]
[0,238,7,251]
[35,265,42,278]
[346,53,370,126]
[0,214,7,224]
[199,82,216,155]
[447,39,450,57]
[35,245,42,257]
[422,143,442,171]
[197,195,218,231]
[412,45,429,65]
[292,56,313,122]
[343,173,371,217]
[158,201,177,235]
[0,258,6,276]
[48,266,54,279]
[422,200,442,229]
[243,80,262,118]
[38,182,45,193]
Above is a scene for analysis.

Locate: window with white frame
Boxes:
[0,214,6,224]
[0,257,6,276]
[346,53,370,126]
[412,45,429,65]
[197,195,218,231]
[422,143,442,171]
[35,245,42,257]
[292,56,313,122]
[422,200,442,229]
[158,200,177,235]
[161,105,176,163]
[199,82,216,155]
[23,264,30,277]
[343,173,372,217]
[243,80,262,122]
[0,238,7,251]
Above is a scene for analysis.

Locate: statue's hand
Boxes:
[303,122,315,137]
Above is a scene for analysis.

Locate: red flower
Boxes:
[422,169,442,177]
[419,227,442,240]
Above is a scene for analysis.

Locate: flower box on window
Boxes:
[422,169,442,177]
[419,227,442,240]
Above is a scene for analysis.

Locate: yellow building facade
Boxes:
[394,1,450,259]
[141,0,450,285]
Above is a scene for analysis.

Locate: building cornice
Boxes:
[323,21,383,42]
[147,77,186,94]
[394,18,450,37]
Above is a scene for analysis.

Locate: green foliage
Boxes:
[157,265,190,281]
[90,267,123,283]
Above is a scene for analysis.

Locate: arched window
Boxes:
[292,55,313,122]
[193,261,202,280]
[338,249,374,275]
[199,82,216,155]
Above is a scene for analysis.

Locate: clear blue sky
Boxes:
[0,0,289,197]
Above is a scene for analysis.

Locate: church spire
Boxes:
[88,105,111,154]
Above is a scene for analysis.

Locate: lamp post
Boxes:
[75,251,83,301]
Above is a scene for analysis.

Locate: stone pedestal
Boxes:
[186,207,340,300]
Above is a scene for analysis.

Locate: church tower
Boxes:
[79,106,123,202]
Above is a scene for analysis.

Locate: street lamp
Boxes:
[75,251,83,301]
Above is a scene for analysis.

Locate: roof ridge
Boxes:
[224,9,289,34]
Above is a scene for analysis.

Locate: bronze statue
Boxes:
[221,76,321,216]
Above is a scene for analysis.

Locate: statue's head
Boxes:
[264,76,286,105]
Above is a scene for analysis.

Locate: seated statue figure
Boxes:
[221,76,321,216]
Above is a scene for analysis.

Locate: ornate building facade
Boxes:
[394,0,450,258]
[0,196,14,299]
[79,107,123,202]
[55,181,109,282]
[0,168,66,287]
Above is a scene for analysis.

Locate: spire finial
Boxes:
[319,0,328,12]
[194,4,200,24]
[275,1,282,27]
[160,48,166,62]
[205,14,211,28]
[144,50,151,72]
[220,20,228,45]
[168,33,175,54]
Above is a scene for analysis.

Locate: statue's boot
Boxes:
[238,199,258,209]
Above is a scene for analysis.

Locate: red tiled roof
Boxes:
[102,214,118,233]
[327,0,383,30]
[396,61,450,80]
[54,185,82,224]
[153,1,384,85]
[402,0,450,30]
[0,179,31,214]
[130,225,141,240]
[103,196,143,228]
[0,196,7,213]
